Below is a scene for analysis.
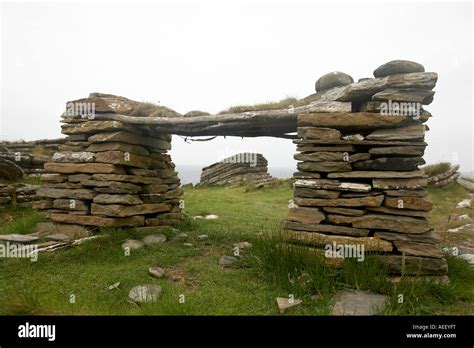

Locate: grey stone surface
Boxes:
[219,255,237,267]
[121,239,146,251]
[148,266,166,278]
[142,234,167,245]
[331,290,386,315]
[316,71,354,92]
[128,284,162,303]
[373,60,425,77]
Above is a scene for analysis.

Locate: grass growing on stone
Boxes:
[0,184,473,315]
[218,97,299,114]
[421,162,452,177]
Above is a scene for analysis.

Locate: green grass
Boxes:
[0,184,473,315]
[0,206,47,235]
[0,176,43,185]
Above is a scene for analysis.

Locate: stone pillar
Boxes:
[282,61,447,275]
[34,115,184,231]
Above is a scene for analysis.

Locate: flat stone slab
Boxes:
[128,284,162,303]
[276,297,302,314]
[121,239,146,251]
[456,199,471,209]
[45,233,72,242]
[447,224,473,233]
[148,266,166,278]
[233,242,252,249]
[142,234,167,245]
[204,214,219,220]
[219,255,237,267]
[331,290,386,315]
[171,233,188,242]
[0,234,39,244]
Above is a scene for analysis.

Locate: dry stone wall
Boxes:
[34,108,184,230]
[282,60,447,275]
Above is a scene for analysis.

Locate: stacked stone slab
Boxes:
[200,153,273,186]
[282,60,447,275]
[34,96,184,230]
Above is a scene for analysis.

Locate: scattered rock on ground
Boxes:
[45,233,72,242]
[204,214,219,220]
[459,254,474,265]
[197,234,208,241]
[447,224,473,233]
[0,234,39,244]
[450,214,472,222]
[108,282,121,290]
[219,255,237,268]
[172,233,188,242]
[331,290,387,315]
[276,297,302,313]
[148,266,166,278]
[121,239,146,251]
[233,241,252,249]
[183,243,193,247]
[128,284,162,303]
[142,234,167,245]
[456,199,471,209]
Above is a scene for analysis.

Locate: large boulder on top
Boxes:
[315,72,354,92]
[373,60,425,78]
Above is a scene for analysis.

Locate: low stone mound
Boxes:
[199,153,273,186]
[0,157,24,180]
[422,162,460,187]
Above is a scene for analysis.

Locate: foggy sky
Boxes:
[1,1,472,172]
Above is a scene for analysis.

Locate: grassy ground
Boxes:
[0,183,473,315]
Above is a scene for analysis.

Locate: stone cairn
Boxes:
[34,94,184,231]
[200,153,273,186]
[282,60,447,275]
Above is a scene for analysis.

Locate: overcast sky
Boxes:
[1,1,472,173]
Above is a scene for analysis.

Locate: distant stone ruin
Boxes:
[199,153,273,187]
[0,138,66,176]
[281,60,447,275]
[422,163,460,188]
